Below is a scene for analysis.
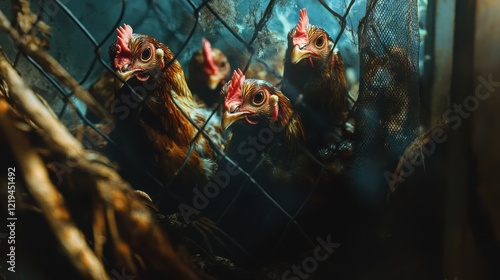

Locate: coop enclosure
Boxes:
[1,0,499,280]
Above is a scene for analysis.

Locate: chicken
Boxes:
[199,69,348,263]
[282,9,353,172]
[186,36,284,109]
[188,38,230,109]
[196,69,303,260]
[219,69,310,193]
[106,24,224,200]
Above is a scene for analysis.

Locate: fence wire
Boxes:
[1,0,421,276]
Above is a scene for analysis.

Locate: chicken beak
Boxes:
[207,74,221,90]
[114,69,142,89]
[291,45,312,64]
[222,110,247,131]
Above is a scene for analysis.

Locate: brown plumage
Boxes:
[282,8,353,171]
[107,24,224,195]
[188,38,230,109]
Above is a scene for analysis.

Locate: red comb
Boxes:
[224,69,245,111]
[114,24,133,70]
[292,8,309,46]
[202,38,218,75]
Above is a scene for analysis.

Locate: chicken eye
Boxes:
[141,46,152,61]
[315,36,325,48]
[253,91,265,105]
[220,60,227,68]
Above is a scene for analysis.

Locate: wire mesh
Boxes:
[0,0,421,277]
[353,0,420,203]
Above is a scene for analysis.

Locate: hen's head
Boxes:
[221,69,304,143]
[286,9,336,70]
[188,38,231,91]
[221,69,278,130]
[108,24,171,88]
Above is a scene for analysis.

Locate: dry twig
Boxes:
[0,9,112,121]
[0,99,109,280]
[0,45,201,280]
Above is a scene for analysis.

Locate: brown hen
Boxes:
[107,24,224,198]
[205,69,341,262]
[188,38,231,109]
[282,9,353,173]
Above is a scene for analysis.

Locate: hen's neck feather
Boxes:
[275,91,305,150]
[145,45,200,145]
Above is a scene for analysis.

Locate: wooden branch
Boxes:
[0,99,109,280]
[0,9,112,121]
[76,159,202,280]
[0,49,84,158]
[0,34,201,280]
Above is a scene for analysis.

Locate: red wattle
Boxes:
[272,104,279,121]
